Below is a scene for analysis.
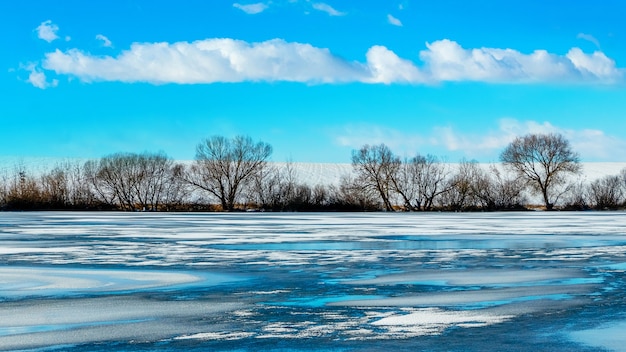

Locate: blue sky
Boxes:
[2,0,626,163]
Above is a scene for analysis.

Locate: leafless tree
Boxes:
[3,165,43,209]
[351,144,400,211]
[392,158,420,211]
[40,167,68,207]
[248,161,298,211]
[160,163,191,210]
[332,174,381,211]
[131,153,184,211]
[500,133,581,210]
[394,154,451,211]
[247,161,331,211]
[588,175,624,209]
[559,179,589,210]
[311,184,329,207]
[85,153,141,210]
[37,161,97,209]
[443,159,482,211]
[186,135,272,211]
[475,165,527,210]
[84,152,180,211]
[248,164,281,210]
[66,161,98,207]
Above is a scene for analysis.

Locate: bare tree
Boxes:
[187,135,272,211]
[395,154,451,211]
[560,179,589,210]
[40,167,68,207]
[3,165,43,209]
[392,158,420,211]
[132,153,180,211]
[84,152,180,211]
[85,153,142,210]
[160,163,191,210]
[351,144,400,211]
[247,161,331,211]
[332,174,381,211]
[65,161,97,208]
[443,159,482,211]
[249,164,282,210]
[500,133,581,210]
[589,175,624,209]
[248,161,298,211]
[475,165,527,210]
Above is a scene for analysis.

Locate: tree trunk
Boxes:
[542,187,553,210]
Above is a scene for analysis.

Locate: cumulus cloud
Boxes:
[233,2,269,14]
[420,39,622,84]
[96,34,112,47]
[42,38,369,84]
[23,63,58,89]
[365,45,424,83]
[31,38,624,86]
[312,3,345,16]
[35,20,59,42]
[577,33,601,49]
[387,14,402,27]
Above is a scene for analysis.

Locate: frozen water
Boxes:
[570,321,626,352]
[1,211,626,351]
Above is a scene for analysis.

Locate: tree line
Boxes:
[1,133,625,211]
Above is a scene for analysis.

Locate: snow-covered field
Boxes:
[1,212,626,351]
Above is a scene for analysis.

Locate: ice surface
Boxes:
[1,212,626,350]
[0,266,244,298]
[341,268,582,286]
[570,321,626,352]
[371,308,514,331]
[0,296,243,350]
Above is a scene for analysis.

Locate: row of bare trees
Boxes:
[1,133,625,211]
[350,145,527,211]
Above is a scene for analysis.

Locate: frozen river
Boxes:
[1,212,626,351]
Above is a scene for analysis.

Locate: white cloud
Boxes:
[233,2,269,14]
[577,33,601,49]
[35,20,59,42]
[365,45,424,83]
[387,14,402,27]
[96,34,112,47]
[34,38,624,86]
[42,38,369,84]
[420,39,623,84]
[312,3,345,16]
[23,63,58,89]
